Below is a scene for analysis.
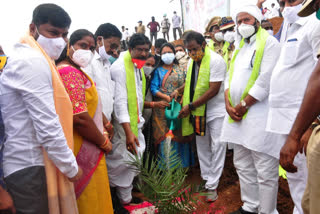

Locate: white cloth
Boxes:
[270,7,280,18]
[188,49,227,122]
[267,14,320,135]
[83,51,114,121]
[122,30,130,41]
[233,144,279,214]
[0,43,78,178]
[172,15,181,28]
[161,18,170,29]
[107,53,146,203]
[233,4,263,24]
[221,34,282,159]
[196,117,226,190]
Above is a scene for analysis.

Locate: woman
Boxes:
[56,29,113,214]
[150,43,194,168]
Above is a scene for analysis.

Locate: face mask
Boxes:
[36,28,66,60]
[109,56,117,64]
[132,58,146,69]
[98,42,113,62]
[224,31,235,43]
[282,4,302,24]
[143,66,153,76]
[317,8,320,20]
[71,46,94,68]
[189,48,205,62]
[238,23,256,39]
[175,51,186,60]
[214,32,224,42]
[267,30,274,36]
[161,53,175,65]
[0,55,7,70]
[205,38,212,44]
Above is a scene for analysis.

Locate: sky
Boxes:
[1,0,278,54]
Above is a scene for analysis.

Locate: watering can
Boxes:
[165,100,182,131]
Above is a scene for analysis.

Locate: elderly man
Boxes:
[220,4,281,214]
[268,0,320,213]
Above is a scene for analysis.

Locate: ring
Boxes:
[127,147,130,150]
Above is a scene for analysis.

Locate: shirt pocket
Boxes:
[283,39,299,66]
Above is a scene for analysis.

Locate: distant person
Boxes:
[172,11,183,40]
[137,21,146,35]
[261,20,274,35]
[121,26,128,50]
[161,14,171,41]
[147,16,160,45]
[154,38,167,66]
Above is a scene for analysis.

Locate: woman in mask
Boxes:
[150,43,194,168]
[56,29,113,214]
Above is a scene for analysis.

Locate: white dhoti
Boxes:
[106,121,146,204]
[196,117,226,190]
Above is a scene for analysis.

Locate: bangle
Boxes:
[100,138,110,151]
[151,102,155,108]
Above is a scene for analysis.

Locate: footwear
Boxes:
[130,196,143,204]
[206,189,218,202]
[229,207,258,214]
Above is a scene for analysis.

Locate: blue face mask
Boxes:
[109,56,117,64]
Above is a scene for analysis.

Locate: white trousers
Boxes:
[233,144,279,214]
[196,117,226,190]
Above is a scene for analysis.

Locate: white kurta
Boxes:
[83,51,115,121]
[221,34,281,159]
[106,53,146,203]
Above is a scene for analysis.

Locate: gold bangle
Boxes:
[100,138,109,151]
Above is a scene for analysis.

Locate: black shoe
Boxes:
[130,196,143,204]
[111,187,129,214]
[229,207,258,214]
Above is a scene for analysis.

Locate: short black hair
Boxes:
[175,44,185,51]
[128,33,151,49]
[56,29,95,64]
[184,31,205,46]
[32,3,71,28]
[95,23,122,40]
[155,38,167,49]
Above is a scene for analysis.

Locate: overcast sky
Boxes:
[1,0,278,54]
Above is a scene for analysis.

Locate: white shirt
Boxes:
[188,49,226,122]
[221,34,282,158]
[0,43,78,178]
[267,14,320,135]
[122,30,130,41]
[172,15,181,28]
[83,51,115,121]
[111,53,145,129]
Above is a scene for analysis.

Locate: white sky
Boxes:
[1,0,278,54]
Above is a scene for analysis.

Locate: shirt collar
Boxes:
[294,16,309,26]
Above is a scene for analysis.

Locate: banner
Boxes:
[181,0,229,33]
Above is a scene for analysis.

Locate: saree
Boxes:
[151,64,194,167]
[58,65,113,214]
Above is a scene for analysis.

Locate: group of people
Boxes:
[1,0,320,214]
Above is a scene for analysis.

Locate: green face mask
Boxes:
[317,8,320,20]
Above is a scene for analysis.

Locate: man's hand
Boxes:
[280,135,300,173]
[234,104,248,118]
[0,187,16,214]
[155,101,170,109]
[68,167,83,182]
[300,128,313,155]
[178,105,191,119]
[226,104,242,121]
[126,131,140,154]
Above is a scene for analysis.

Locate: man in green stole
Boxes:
[219,4,281,214]
[177,31,227,202]
[106,34,150,205]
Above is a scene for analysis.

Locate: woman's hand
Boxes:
[164,95,172,103]
[155,101,170,109]
[104,122,114,140]
[170,90,179,101]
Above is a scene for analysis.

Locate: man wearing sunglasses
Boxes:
[267,0,320,213]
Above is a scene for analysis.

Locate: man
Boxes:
[267,0,320,213]
[121,26,128,51]
[271,0,320,214]
[172,11,183,40]
[107,34,151,205]
[175,44,190,69]
[154,38,167,65]
[205,17,224,56]
[137,21,146,35]
[177,31,227,202]
[261,20,274,35]
[220,16,236,70]
[220,4,281,214]
[161,14,171,41]
[147,16,160,45]
[0,4,82,213]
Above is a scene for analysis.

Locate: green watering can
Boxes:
[165,100,182,131]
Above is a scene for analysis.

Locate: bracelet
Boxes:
[100,138,110,151]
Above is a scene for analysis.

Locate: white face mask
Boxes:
[214,32,224,42]
[36,28,66,60]
[143,66,153,76]
[71,46,93,68]
[205,38,212,44]
[98,42,113,62]
[267,30,274,36]
[238,23,256,39]
[282,4,302,24]
[175,51,186,60]
[161,53,175,65]
[224,31,235,43]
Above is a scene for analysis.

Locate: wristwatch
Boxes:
[240,100,248,109]
[189,102,195,111]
